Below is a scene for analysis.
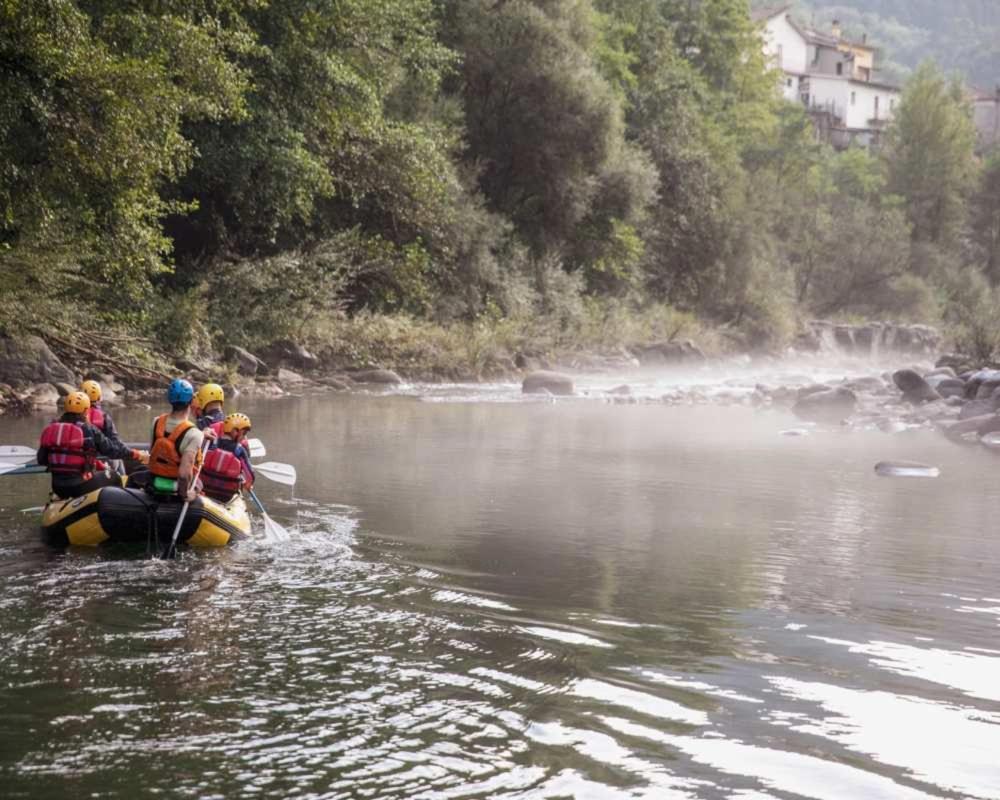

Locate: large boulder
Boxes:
[276,367,306,387]
[260,339,319,372]
[632,340,706,365]
[25,383,60,411]
[352,369,403,385]
[959,398,999,420]
[224,345,268,377]
[0,335,75,388]
[523,371,574,396]
[892,369,940,404]
[931,378,967,399]
[793,386,857,421]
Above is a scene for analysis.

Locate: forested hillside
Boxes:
[763,0,1000,86]
[2,1,999,379]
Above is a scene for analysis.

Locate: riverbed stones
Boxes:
[631,340,706,365]
[0,335,75,388]
[276,368,306,387]
[224,345,267,377]
[892,369,940,404]
[260,340,319,372]
[792,386,857,421]
[523,371,574,396]
[607,384,632,396]
[352,369,403,385]
[931,378,966,399]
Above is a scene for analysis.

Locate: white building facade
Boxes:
[755,5,901,149]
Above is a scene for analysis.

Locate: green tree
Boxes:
[972,150,1000,284]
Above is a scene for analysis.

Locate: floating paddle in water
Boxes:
[254,462,297,486]
[874,461,941,478]
[0,445,37,464]
[248,489,290,541]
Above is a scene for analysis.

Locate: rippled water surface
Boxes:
[1,376,999,799]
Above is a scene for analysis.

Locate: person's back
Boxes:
[148,379,205,501]
[81,380,120,443]
[201,413,255,502]
[38,392,146,499]
[195,383,226,440]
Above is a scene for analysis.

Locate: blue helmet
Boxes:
[167,378,195,405]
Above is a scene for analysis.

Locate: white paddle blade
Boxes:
[0,446,37,464]
[262,513,291,542]
[255,462,297,486]
[875,460,940,478]
[247,438,266,459]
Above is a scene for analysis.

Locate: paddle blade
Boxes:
[0,446,37,464]
[255,462,296,486]
[0,462,45,477]
[247,438,266,459]
[875,461,940,478]
[261,512,290,542]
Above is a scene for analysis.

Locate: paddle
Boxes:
[0,445,38,464]
[160,438,213,560]
[253,462,297,486]
[247,488,290,541]
[0,462,45,477]
[247,438,266,459]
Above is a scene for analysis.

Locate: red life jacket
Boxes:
[201,448,243,501]
[39,421,95,476]
[87,405,105,432]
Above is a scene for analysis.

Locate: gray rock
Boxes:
[224,345,267,377]
[54,382,77,397]
[353,369,403,385]
[318,378,350,391]
[797,383,833,400]
[523,370,574,396]
[892,369,940,404]
[925,367,957,380]
[844,376,887,393]
[26,383,60,410]
[607,384,633,396]
[0,336,75,388]
[276,367,306,386]
[632,340,706,365]
[793,387,857,421]
[959,398,999,420]
[260,339,319,372]
[932,378,966,399]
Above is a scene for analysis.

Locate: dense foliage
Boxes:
[1,0,998,362]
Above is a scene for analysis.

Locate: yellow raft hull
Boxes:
[42,486,251,548]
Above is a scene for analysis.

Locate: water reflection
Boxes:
[1,396,999,798]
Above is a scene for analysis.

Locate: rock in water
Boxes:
[875,461,940,478]
[892,369,940,404]
[792,386,857,421]
[523,371,574,396]
[352,369,403,385]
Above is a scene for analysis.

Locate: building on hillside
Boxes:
[754,5,901,149]
[973,87,1000,152]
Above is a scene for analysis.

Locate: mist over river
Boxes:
[1,363,999,799]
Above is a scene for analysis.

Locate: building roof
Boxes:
[751,4,792,23]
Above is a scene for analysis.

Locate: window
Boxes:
[813,47,820,65]
[836,62,843,76]
[851,91,856,105]
[875,96,880,117]
[787,78,793,88]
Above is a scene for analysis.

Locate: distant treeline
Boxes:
[2,1,999,361]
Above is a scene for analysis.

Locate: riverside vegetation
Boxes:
[2,1,1000,394]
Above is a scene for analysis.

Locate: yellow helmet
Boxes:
[195,383,225,410]
[64,391,91,415]
[80,379,102,403]
[223,412,252,435]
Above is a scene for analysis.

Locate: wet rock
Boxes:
[940,414,1000,440]
[844,376,887,394]
[797,383,833,400]
[931,378,966,399]
[959,398,999,420]
[607,384,632,396]
[632,340,706,365]
[317,377,351,391]
[224,345,268,377]
[0,335,75,388]
[964,369,1000,400]
[523,371,574,396]
[26,383,60,411]
[353,369,403,385]
[260,339,319,372]
[54,382,76,397]
[936,353,974,373]
[925,366,957,380]
[892,369,940,404]
[793,387,857,421]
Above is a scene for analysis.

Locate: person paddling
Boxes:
[37,392,148,499]
[195,383,226,439]
[201,413,256,503]
[80,379,121,444]
[148,379,208,502]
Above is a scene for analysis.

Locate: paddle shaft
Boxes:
[161,437,212,559]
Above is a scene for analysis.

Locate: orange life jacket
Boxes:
[149,415,200,479]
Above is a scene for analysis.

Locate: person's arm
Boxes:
[178,448,198,501]
[94,428,146,463]
[37,446,48,466]
[103,412,119,443]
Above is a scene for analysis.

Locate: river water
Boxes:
[1,366,999,799]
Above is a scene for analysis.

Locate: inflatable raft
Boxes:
[42,486,251,548]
